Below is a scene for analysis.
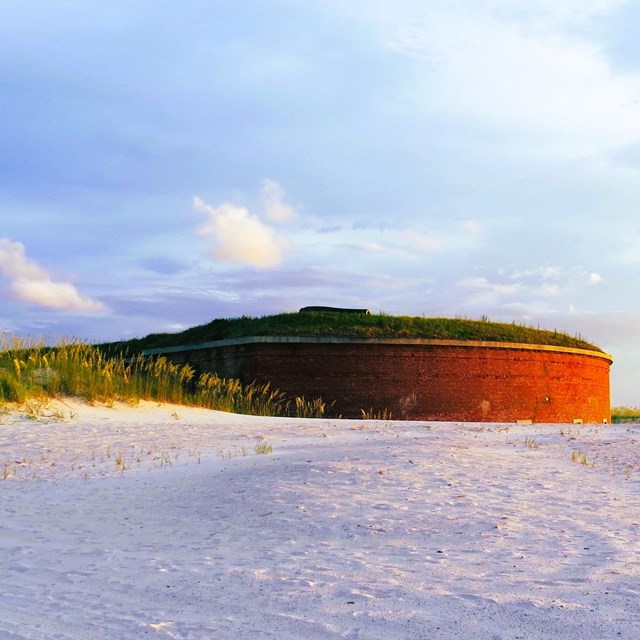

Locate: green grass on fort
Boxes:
[104,311,603,354]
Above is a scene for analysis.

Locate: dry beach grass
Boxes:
[0,337,328,418]
[1,399,639,639]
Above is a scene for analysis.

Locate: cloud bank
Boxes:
[336,0,640,153]
[0,238,106,313]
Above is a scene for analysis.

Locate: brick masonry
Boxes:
[145,337,612,423]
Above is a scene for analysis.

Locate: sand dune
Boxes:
[1,400,639,639]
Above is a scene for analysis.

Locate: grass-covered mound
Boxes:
[105,312,603,354]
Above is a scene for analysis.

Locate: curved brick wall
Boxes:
[145,337,612,423]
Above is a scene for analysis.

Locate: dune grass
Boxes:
[611,406,640,423]
[0,336,327,418]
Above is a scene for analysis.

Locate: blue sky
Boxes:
[1,0,639,404]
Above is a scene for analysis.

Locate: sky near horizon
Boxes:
[1,0,639,404]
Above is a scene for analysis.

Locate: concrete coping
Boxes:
[142,336,613,363]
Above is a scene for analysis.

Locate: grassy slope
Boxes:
[103,312,603,354]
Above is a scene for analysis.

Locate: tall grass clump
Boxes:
[194,373,288,416]
[0,336,329,418]
[0,336,191,405]
[611,406,640,423]
[293,396,328,418]
[123,355,195,404]
[193,373,329,417]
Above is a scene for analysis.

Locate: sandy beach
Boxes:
[1,400,639,639]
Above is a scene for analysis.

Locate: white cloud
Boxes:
[194,197,289,269]
[458,276,522,296]
[0,237,106,313]
[260,178,297,223]
[506,266,562,280]
[348,242,389,254]
[503,265,605,290]
[0,237,48,281]
[10,279,105,313]
[460,219,483,234]
[397,230,445,252]
[455,264,609,317]
[457,275,527,308]
[340,228,446,259]
[541,283,560,295]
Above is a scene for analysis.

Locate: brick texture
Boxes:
[157,339,612,423]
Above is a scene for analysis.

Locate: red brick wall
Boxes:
[154,339,612,423]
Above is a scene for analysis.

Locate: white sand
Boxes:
[1,399,639,639]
